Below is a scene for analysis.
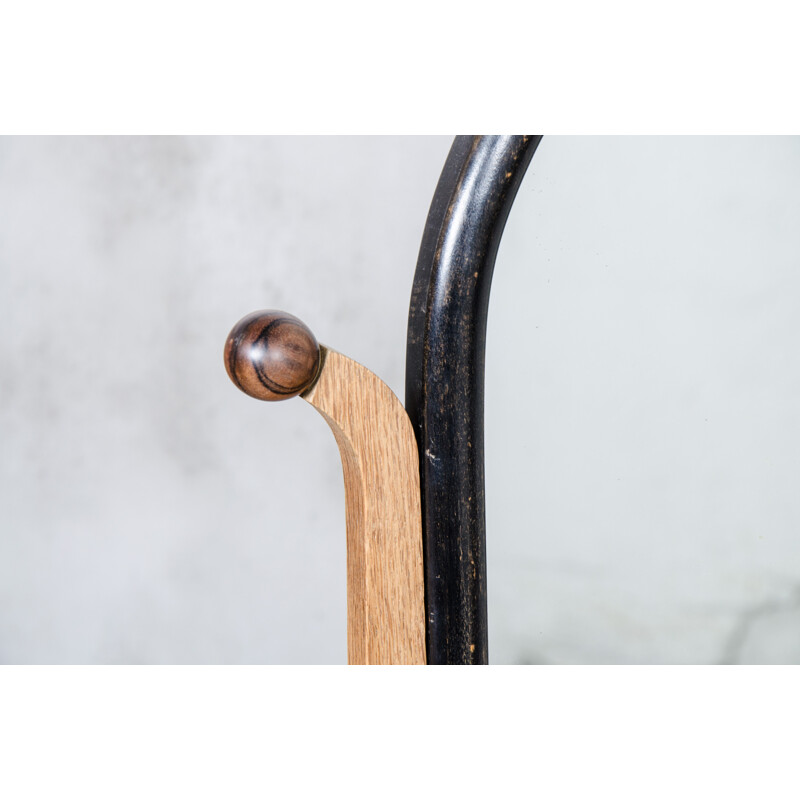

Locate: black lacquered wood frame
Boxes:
[406,135,542,664]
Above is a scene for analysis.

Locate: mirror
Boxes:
[486,136,800,663]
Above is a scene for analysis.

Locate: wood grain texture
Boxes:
[225,310,321,401]
[303,347,426,665]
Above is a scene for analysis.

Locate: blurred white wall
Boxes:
[1,136,798,663]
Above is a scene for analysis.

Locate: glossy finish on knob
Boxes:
[225,310,321,401]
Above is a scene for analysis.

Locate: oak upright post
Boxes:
[225,310,426,665]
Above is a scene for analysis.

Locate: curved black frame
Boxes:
[406,135,542,664]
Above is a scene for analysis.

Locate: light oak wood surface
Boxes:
[303,347,426,665]
[225,310,426,665]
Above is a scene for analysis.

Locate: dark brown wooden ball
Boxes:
[224,310,321,401]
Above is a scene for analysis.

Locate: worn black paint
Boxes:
[406,135,542,664]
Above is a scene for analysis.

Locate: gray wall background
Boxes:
[1,136,798,664]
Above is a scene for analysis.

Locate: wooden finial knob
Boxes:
[225,310,321,401]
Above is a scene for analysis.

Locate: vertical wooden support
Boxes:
[225,310,425,664]
[303,348,425,664]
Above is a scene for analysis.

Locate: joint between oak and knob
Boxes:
[224,309,426,665]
